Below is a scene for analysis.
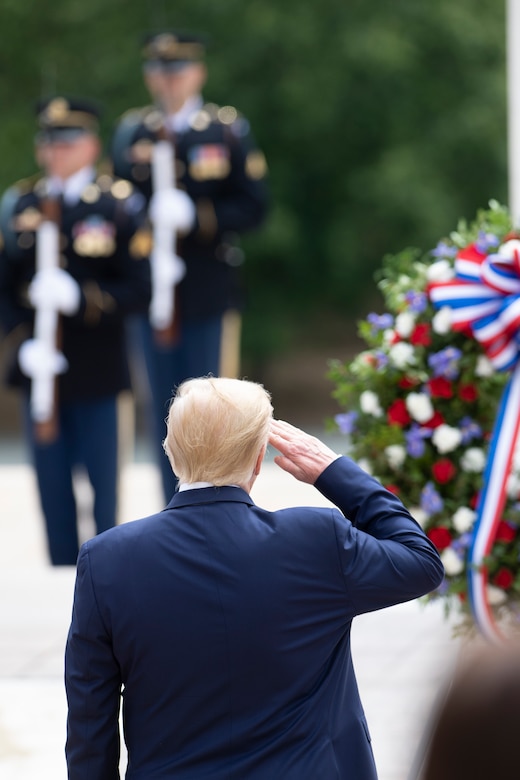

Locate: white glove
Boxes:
[151,248,186,287]
[149,249,186,330]
[149,188,196,234]
[18,338,68,379]
[28,267,81,316]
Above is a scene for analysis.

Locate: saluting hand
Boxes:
[268,419,339,485]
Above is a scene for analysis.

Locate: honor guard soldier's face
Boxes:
[143,61,207,114]
[35,131,101,180]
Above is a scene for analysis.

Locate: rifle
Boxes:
[150,126,185,346]
[31,195,62,443]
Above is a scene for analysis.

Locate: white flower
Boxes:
[432,424,462,454]
[510,446,520,495]
[427,260,455,282]
[460,447,486,473]
[486,584,508,606]
[395,311,415,338]
[506,472,520,499]
[452,507,476,533]
[441,547,464,576]
[388,342,416,369]
[498,239,520,260]
[475,355,494,377]
[385,444,406,470]
[512,440,520,472]
[432,307,452,335]
[360,390,383,418]
[406,392,434,423]
[357,458,373,475]
[410,507,428,528]
[382,328,396,345]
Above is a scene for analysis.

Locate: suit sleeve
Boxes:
[65,543,122,780]
[315,456,445,615]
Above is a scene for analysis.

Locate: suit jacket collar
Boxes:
[166,485,255,510]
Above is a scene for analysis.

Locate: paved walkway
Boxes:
[0,445,463,780]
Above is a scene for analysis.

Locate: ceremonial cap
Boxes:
[142,31,207,71]
[35,96,101,143]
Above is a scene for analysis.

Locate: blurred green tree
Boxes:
[0,0,508,366]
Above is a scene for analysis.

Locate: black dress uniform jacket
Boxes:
[111,103,269,320]
[0,173,152,401]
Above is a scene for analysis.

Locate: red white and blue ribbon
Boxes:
[466,364,520,641]
[429,241,520,372]
[429,240,520,641]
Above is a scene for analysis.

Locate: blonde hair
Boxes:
[163,377,273,486]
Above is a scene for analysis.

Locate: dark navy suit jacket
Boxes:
[65,456,444,779]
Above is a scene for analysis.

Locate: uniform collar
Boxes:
[164,95,204,134]
[46,165,96,206]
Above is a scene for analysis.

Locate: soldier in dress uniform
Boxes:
[111,30,269,502]
[0,96,152,565]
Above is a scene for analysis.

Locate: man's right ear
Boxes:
[254,444,267,477]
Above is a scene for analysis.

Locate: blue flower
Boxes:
[428,346,462,379]
[374,350,389,370]
[421,481,444,516]
[404,290,428,314]
[452,533,472,553]
[334,411,358,436]
[431,241,457,259]
[405,424,432,458]
[475,231,500,253]
[459,416,482,445]
[366,312,394,335]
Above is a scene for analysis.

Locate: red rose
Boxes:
[493,567,514,590]
[495,520,517,543]
[427,377,453,398]
[387,399,411,426]
[432,459,457,484]
[470,492,480,510]
[458,384,478,402]
[427,526,453,551]
[410,323,431,346]
[385,484,400,495]
[399,376,419,389]
[422,410,445,430]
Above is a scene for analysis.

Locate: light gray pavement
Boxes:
[0,438,464,780]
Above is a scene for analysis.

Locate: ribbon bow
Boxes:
[429,240,520,642]
[429,240,520,371]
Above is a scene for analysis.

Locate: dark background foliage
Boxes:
[0,0,509,423]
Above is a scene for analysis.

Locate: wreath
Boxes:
[328,201,520,638]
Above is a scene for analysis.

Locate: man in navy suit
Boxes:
[65,376,444,779]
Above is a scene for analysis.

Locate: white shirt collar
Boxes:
[178,482,241,492]
[164,95,204,134]
[47,165,96,206]
[178,481,215,492]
